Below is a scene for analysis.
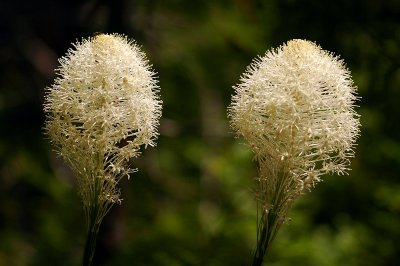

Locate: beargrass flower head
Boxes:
[229,39,360,194]
[44,33,162,211]
[228,39,360,265]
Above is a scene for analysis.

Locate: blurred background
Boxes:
[1,0,399,265]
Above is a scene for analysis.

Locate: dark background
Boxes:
[1,0,399,265]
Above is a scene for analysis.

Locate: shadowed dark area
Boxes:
[1,0,399,265]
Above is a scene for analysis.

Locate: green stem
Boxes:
[252,225,268,266]
[251,211,279,266]
[251,168,290,266]
[83,206,102,266]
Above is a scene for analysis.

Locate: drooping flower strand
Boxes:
[44,33,162,266]
[228,39,360,265]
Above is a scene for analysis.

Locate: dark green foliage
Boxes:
[0,0,399,265]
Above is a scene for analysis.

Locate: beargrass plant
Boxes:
[228,39,360,265]
[44,33,162,266]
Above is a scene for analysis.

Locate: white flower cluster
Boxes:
[44,34,162,209]
[229,39,360,215]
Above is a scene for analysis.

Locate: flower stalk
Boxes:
[252,211,276,266]
[83,203,101,266]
